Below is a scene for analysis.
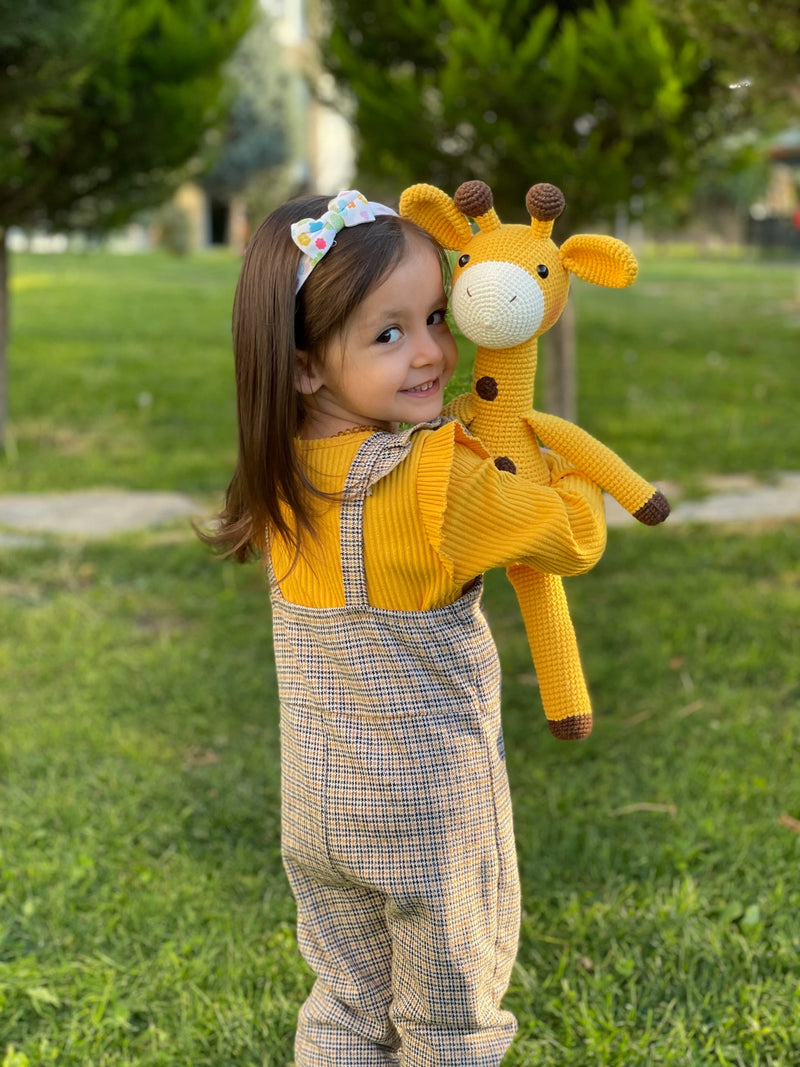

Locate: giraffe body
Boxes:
[400,180,669,739]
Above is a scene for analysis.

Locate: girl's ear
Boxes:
[295,350,322,396]
[399,183,473,250]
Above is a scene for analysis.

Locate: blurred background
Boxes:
[1,0,799,458]
[4,0,799,256]
[1,3,799,1065]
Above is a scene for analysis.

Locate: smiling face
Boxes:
[296,233,458,437]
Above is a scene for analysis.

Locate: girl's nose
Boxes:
[412,328,444,365]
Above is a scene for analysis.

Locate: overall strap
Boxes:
[264,529,282,598]
[262,433,408,602]
[339,430,412,608]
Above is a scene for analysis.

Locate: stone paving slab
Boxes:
[604,472,800,528]
[1,475,799,547]
[0,489,200,545]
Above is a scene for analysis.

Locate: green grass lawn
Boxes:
[4,252,240,494]
[1,525,798,1065]
[571,256,800,483]
[3,249,799,494]
[1,249,799,1065]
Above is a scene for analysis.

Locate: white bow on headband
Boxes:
[290,190,398,292]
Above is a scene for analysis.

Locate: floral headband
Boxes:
[290,190,398,292]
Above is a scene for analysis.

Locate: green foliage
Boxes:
[324,0,717,224]
[653,0,800,119]
[0,0,255,233]
[202,7,289,198]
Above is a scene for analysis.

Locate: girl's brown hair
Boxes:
[200,194,445,562]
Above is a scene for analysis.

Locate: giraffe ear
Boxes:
[399,183,473,250]
[559,235,638,289]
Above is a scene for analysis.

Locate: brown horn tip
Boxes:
[526,183,565,222]
[454,180,494,218]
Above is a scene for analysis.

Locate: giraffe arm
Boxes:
[527,410,670,525]
[443,391,476,429]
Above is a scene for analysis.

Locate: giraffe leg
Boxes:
[507,565,592,740]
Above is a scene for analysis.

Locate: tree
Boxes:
[649,0,800,233]
[654,0,800,114]
[0,0,255,452]
[202,7,289,203]
[321,0,723,417]
[324,0,718,227]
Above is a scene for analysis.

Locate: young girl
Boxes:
[206,190,607,1066]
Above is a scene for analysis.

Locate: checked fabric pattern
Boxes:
[268,423,521,1066]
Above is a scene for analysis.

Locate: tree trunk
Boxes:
[0,227,7,455]
[542,297,577,422]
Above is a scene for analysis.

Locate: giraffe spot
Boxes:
[495,456,517,474]
[476,376,498,401]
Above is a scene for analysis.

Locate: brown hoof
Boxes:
[633,490,670,526]
[548,714,593,741]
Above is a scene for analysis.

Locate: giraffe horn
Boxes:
[527,183,565,239]
[454,180,502,232]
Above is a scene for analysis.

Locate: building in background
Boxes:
[176,0,355,253]
[269,0,355,195]
[747,129,800,251]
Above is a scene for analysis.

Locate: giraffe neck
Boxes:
[470,338,540,470]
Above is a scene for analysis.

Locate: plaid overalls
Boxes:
[269,425,521,1066]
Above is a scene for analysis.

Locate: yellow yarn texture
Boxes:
[401,180,669,739]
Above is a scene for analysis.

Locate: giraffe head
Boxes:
[400,180,638,349]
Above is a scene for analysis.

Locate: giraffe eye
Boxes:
[458,254,470,267]
[537,264,549,278]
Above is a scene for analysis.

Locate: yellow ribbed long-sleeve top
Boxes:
[270,420,606,611]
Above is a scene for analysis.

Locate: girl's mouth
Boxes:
[402,378,439,396]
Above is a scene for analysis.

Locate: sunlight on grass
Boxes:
[1,249,799,1064]
[3,251,799,495]
[2,522,799,1063]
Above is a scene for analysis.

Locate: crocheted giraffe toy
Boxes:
[400,179,669,740]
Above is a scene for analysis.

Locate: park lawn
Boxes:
[570,255,800,484]
[1,519,798,1066]
[1,248,799,1064]
[2,249,799,495]
[4,252,240,494]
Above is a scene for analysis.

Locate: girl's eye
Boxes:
[376,326,402,344]
[427,309,447,326]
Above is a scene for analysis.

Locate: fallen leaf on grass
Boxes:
[184,747,220,767]
[611,802,677,817]
[624,707,656,726]
[779,813,800,833]
[675,699,705,719]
